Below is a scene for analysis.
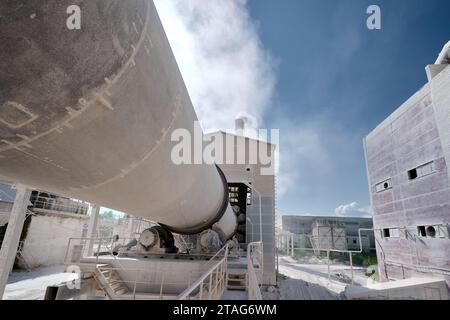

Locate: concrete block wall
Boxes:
[281,215,374,251]
[364,65,450,285]
[20,212,88,269]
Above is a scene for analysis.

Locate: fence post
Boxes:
[327,250,330,281]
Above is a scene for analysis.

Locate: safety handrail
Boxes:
[95,264,201,299]
[177,245,229,300]
[247,242,263,300]
[64,237,109,264]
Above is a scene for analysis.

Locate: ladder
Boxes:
[94,264,129,299]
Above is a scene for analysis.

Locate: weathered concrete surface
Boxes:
[3,265,77,300]
[0,1,236,238]
[276,257,346,300]
[364,64,450,286]
[19,212,88,269]
[345,277,449,300]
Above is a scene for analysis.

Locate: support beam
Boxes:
[84,205,100,257]
[0,185,31,299]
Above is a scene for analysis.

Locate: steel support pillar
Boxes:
[85,205,100,257]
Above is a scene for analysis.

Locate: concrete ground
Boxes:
[3,257,373,300]
[221,290,248,300]
[265,256,371,300]
[3,266,77,300]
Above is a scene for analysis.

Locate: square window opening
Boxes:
[418,226,426,237]
[408,169,418,180]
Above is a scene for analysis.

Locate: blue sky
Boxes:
[245,0,450,216]
[155,1,450,218]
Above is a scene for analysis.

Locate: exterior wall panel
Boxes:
[364,65,450,286]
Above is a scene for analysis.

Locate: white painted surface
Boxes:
[276,257,346,300]
[3,265,77,300]
[20,213,87,269]
[345,277,449,300]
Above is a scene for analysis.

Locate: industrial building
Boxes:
[281,215,374,252]
[364,42,450,286]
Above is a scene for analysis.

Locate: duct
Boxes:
[435,40,450,64]
[0,1,237,239]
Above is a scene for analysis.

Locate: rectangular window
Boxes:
[408,161,435,180]
[408,169,418,180]
[375,179,392,193]
[383,228,400,238]
[418,226,426,237]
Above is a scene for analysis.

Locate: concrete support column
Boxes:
[127,215,136,239]
[85,205,100,257]
[0,185,31,299]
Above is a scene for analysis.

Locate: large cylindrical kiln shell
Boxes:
[0,0,236,238]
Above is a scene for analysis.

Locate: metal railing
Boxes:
[177,245,229,300]
[247,242,263,300]
[64,237,113,265]
[95,264,203,300]
[64,236,230,299]
[30,191,89,215]
[277,228,376,284]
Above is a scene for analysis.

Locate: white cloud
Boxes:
[154,0,276,131]
[275,116,333,197]
[335,202,372,217]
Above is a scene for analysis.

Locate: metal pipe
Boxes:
[0,1,237,239]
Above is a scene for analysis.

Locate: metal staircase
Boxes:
[226,259,247,291]
[94,264,129,298]
[93,264,179,300]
